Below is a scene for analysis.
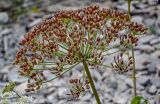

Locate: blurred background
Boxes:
[0,0,160,104]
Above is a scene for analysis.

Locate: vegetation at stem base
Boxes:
[0,82,33,104]
[131,96,150,104]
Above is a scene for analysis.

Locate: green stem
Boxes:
[82,60,101,104]
[128,0,137,96]
[42,62,80,83]
[103,50,121,56]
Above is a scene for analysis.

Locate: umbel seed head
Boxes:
[14,5,147,92]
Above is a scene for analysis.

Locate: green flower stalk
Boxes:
[14,5,147,104]
[127,0,137,96]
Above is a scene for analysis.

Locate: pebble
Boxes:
[148,85,157,95]
[0,28,12,38]
[151,78,160,88]
[15,82,28,95]
[138,35,156,44]
[151,50,160,59]
[0,0,12,10]
[27,18,42,29]
[0,12,9,24]
[47,4,80,13]
[135,45,155,53]
[131,16,143,23]
[150,38,160,45]
[57,87,68,97]
[114,95,128,104]
[81,93,92,101]
[116,3,135,11]
[144,18,155,26]
[135,54,152,70]
[137,75,150,86]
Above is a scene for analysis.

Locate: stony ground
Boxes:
[0,0,160,104]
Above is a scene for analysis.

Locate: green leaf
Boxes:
[2,82,16,94]
[54,51,65,57]
[149,25,157,34]
[131,96,150,104]
[132,31,139,35]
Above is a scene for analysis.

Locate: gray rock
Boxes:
[81,93,92,101]
[151,50,160,59]
[117,3,135,12]
[135,54,152,70]
[135,3,148,9]
[150,38,160,45]
[151,78,160,88]
[15,82,28,95]
[28,19,42,29]
[8,66,27,83]
[148,85,157,95]
[114,95,128,104]
[0,12,9,24]
[147,63,157,73]
[154,43,160,50]
[58,87,68,97]
[125,78,144,90]
[0,59,5,70]
[135,45,155,53]
[138,35,155,44]
[131,16,143,24]
[0,0,12,9]
[47,4,79,13]
[138,75,150,86]
[3,36,9,52]
[144,18,155,26]
[118,82,128,92]
[0,28,12,38]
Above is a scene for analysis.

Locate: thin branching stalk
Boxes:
[128,0,137,96]
[82,60,101,104]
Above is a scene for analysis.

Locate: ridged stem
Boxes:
[82,60,101,104]
[128,0,137,96]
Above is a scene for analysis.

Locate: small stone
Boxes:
[117,3,135,12]
[151,50,160,59]
[47,4,79,13]
[135,3,148,9]
[138,35,155,44]
[147,63,157,73]
[154,43,160,50]
[0,0,12,9]
[144,18,155,26]
[15,82,28,95]
[135,45,155,53]
[3,36,8,52]
[8,66,27,83]
[148,85,157,95]
[118,82,128,92]
[135,54,152,70]
[151,78,160,88]
[0,12,9,24]
[28,19,42,29]
[131,16,143,24]
[57,87,68,97]
[0,28,12,38]
[81,93,92,101]
[138,75,150,86]
[150,38,160,45]
[125,78,144,90]
[114,95,127,104]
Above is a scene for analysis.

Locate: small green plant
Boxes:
[0,82,33,104]
[131,96,150,104]
[14,4,147,104]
